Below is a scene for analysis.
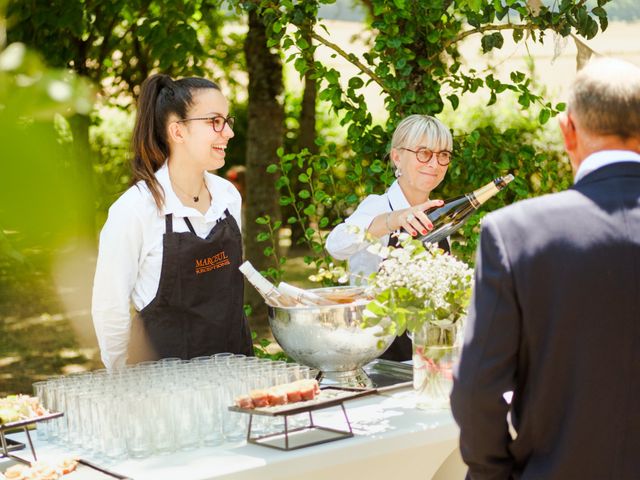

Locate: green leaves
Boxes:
[7,0,233,103]
[512,28,524,42]
[348,77,364,89]
[457,0,484,12]
[480,32,504,53]
[447,94,460,110]
[240,0,603,284]
[538,108,551,125]
[591,6,608,31]
[510,71,525,84]
[256,232,270,242]
[0,37,97,248]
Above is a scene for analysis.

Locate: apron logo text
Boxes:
[195,251,230,275]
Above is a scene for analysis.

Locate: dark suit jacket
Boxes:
[450,161,640,480]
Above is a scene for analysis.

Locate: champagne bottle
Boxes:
[277,282,335,306]
[417,174,515,245]
[239,261,298,307]
[278,284,368,305]
[316,287,368,304]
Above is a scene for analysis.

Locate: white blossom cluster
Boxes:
[366,234,474,315]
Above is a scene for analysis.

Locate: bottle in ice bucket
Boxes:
[417,174,514,245]
[277,282,334,306]
[239,261,298,307]
[239,261,365,307]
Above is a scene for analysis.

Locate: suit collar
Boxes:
[574,161,640,187]
[574,150,640,183]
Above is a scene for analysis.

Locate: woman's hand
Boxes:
[367,199,444,239]
[392,199,444,236]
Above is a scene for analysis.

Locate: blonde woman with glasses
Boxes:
[325,114,453,361]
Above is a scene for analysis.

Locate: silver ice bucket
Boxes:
[267,287,395,387]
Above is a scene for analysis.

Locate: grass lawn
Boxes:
[0,245,102,397]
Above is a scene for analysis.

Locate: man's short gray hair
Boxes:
[569,58,640,139]
[390,114,453,152]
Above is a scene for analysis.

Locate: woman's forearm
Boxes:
[367,210,399,238]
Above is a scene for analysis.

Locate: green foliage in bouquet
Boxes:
[362,234,474,342]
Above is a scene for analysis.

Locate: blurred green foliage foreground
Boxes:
[0,26,102,395]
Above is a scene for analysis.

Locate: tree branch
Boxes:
[307,30,389,94]
[459,22,541,43]
[95,16,120,66]
[431,22,542,61]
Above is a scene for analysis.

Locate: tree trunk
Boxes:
[243,10,284,324]
[298,45,317,155]
[68,113,96,244]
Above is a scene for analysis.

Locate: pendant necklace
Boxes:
[172,178,206,203]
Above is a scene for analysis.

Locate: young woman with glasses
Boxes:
[325,114,453,361]
[92,74,252,371]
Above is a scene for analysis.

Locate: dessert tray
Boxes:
[0,457,132,480]
[229,387,376,451]
[1,414,130,479]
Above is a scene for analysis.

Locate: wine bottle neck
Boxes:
[469,179,503,207]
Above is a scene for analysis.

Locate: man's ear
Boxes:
[559,112,577,153]
[167,121,185,144]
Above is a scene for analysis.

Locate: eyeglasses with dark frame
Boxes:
[177,115,235,133]
[399,147,452,166]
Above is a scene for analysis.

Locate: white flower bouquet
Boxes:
[362,233,474,344]
[362,233,474,408]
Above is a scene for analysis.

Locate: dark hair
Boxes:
[130,74,220,209]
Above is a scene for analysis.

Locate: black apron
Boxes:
[137,209,252,360]
[379,200,450,362]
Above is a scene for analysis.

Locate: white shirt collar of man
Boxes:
[387,179,411,211]
[574,150,640,184]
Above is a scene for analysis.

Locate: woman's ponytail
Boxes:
[131,74,171,209]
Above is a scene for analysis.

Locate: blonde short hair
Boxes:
[569,58,640,139]
[390,114,453,152]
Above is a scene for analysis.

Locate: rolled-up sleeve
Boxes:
[326,194,388,260]
[91,195,144,371]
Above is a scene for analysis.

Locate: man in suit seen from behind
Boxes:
[450,57,640,479]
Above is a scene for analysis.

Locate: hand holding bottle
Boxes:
[387,199,445,236]
[417,174,514,245]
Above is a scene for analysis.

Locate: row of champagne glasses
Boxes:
[33,354,313,460]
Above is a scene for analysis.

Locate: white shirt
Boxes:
[574,150,640,183]
[325,180,409,283]
[91,163,242,371]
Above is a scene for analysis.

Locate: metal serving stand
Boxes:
[0,412,63,463]
[229,387,376,451]
[1,413,132,479]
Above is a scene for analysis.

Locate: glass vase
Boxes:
[411,321,462,410]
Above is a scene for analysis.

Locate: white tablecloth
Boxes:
[5,388,466,480]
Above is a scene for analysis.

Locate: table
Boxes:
[4,388,466,480]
